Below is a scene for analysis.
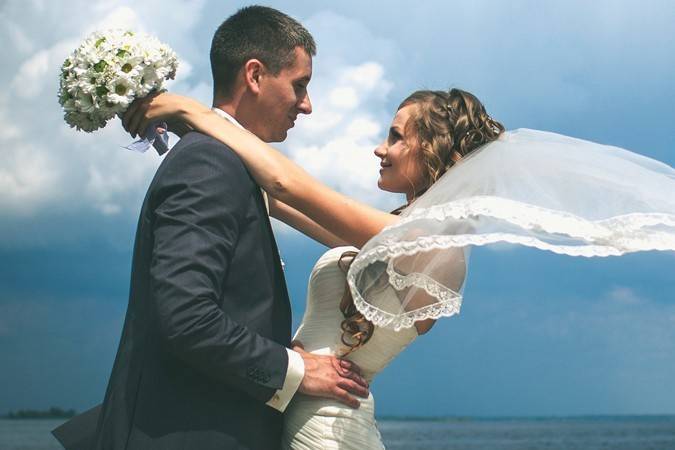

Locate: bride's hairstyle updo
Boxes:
[338,88,504,356]
[400,88,505,187]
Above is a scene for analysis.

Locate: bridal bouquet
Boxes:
[58,29,178,132]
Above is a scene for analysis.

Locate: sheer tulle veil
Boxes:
[347,128,675,331]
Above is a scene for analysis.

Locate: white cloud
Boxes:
[86,5,142,33]
[11,39,78,99]
[341,62,389,93]
[0,95,21,140]
[329,87,358,109]
[12,50,50,99]
[277,24,402,208]
[0,16,35,54]
[0,4,409,247]
[283,61,400,210]
[0,0,207,237]
[270,58,405,236]
[0,143,62,214]
[3,1,670,250]
[274,12,405,211]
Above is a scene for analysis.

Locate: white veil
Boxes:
[347,129,675,331]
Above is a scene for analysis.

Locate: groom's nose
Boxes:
[297,93,312,115]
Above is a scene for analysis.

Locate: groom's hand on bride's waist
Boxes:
[296,349,369,409]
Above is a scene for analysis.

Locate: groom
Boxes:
[53,6,368,450]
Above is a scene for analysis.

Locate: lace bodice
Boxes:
[293,246,418,381]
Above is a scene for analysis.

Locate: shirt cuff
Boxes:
[265,349,305,412]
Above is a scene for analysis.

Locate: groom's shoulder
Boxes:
[167,131,246,172]
[173,131,239,160]
[174,130,221,149]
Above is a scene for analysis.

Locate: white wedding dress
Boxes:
[282,246,418,449]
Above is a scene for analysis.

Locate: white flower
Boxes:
[75,94,96,114]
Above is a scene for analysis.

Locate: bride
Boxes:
[124,87,675,449]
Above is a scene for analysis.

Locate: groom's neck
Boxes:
[211,101,242,125]
[212,97,268,142]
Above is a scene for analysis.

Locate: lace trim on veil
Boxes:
[347,196,675,330]
[400,196,675,248]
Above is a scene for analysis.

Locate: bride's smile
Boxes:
[374,104,427,201]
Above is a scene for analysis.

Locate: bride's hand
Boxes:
[121,92,209,139]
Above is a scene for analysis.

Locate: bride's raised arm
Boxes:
[267,196,349,248]
[123,93,397,248]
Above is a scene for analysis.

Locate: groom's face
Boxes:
[257,47,313,142]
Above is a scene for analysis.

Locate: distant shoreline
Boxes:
[3,407,76,420]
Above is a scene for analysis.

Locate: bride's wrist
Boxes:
[179,99,211,126]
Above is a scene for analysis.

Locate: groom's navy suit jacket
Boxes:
[56,132,293,450]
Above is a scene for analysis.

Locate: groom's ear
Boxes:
[243,59,265,95]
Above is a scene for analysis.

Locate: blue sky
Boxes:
[1,0,674,417]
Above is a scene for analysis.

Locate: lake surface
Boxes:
[378,416,675,450]
[1,416,674,449]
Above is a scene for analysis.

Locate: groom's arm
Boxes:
[150,138,294,406]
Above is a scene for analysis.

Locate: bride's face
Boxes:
[374,104,427,200]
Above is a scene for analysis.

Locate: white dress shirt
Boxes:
[211,107,305,412]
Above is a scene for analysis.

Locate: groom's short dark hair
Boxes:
[211,5,316,97]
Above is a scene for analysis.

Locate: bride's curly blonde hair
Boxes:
[401,88,505,188]
[338,88,505,356]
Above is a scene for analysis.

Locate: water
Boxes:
[1,416,674,450]
[0,419,64,450]
[379,416,675,450]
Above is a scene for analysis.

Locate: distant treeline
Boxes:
[4,407,76,419]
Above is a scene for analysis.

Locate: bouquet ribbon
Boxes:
[124,122,170,155]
